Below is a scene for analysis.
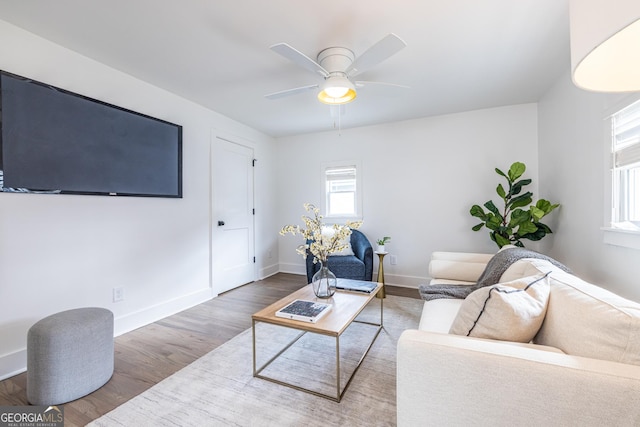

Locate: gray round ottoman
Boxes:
[27,307,114,405]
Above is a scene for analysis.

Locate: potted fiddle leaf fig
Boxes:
[470,162,559,248]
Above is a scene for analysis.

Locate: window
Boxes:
[322,161,361,219]
[611,99,640,228]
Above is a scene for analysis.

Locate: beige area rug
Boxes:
[88,295,424,427]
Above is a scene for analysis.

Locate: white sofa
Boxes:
[397,251,640,427]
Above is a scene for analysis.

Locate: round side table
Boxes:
[375,251,388,298]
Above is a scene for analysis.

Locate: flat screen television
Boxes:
[0,70,182,198]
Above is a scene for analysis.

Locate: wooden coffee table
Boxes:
[251,280,383,402]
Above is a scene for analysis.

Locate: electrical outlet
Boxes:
[390,255,398,265]
[113,287,125,303]
[268,250,273,259]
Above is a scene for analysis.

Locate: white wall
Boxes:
[0,20,277,379]
[277,104,540,286]
[538,71,640,302]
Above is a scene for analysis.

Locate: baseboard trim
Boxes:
[0,287,215,380]
[0,349,27,381]
[278,262,306,276]
[259,263,280,280]
[114,287,214,337]
[383,273,426,289]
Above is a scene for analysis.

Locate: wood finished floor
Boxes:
[0,273,420,426]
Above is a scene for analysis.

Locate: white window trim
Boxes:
[321,159,363,222]
[603,92,640,250]
[602,226,640,250]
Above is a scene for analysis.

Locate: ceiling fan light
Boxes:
[324,85,350,98]
[570,0,640,92]
[317,88,357,105]
[318,76,357,105]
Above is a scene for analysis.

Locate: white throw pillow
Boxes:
[320,226,354,256]
[449,274,550,342]
[536,270,640,366]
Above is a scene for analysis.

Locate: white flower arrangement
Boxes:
[280,203,362,264]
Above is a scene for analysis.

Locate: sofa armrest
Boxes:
[397,330,640,426]
[428,251,493,283]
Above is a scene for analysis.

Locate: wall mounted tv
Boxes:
[0,70,182,198]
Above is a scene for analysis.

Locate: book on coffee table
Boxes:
[335,279,378,294]
[275,299,332,323]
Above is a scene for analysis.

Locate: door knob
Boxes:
[218,220,225,226]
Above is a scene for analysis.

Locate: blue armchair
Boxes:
[305,229,374,283]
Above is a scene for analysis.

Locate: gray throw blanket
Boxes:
[418,247,572,301]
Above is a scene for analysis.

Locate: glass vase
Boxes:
[312,262,337,298]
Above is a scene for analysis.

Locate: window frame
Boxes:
[321,160,363,221]
[602,93,640,250]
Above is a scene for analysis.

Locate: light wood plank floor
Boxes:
[0,273,420,426]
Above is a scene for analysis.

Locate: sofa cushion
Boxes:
[536,270,640,366]
[418,299,464,333]
[429,251,494,283]
[449,274,550,342]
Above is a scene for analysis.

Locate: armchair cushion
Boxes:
[326,255,365,279]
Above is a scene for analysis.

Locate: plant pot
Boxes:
[377,245,385,253]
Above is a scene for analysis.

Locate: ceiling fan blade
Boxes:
[346,33,407,77]
[264,84,319,100]
[270,43,329,77]
[354,80,410,90]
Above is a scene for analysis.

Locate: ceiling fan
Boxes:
[265,33,408,105]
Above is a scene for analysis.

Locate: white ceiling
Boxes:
[0,0,570,138]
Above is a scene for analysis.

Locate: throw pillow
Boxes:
[321,226,354,256]
[449,273,551,342]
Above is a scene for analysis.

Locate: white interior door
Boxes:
[211,136,255,294]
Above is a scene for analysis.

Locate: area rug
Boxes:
[88,295,423,427]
